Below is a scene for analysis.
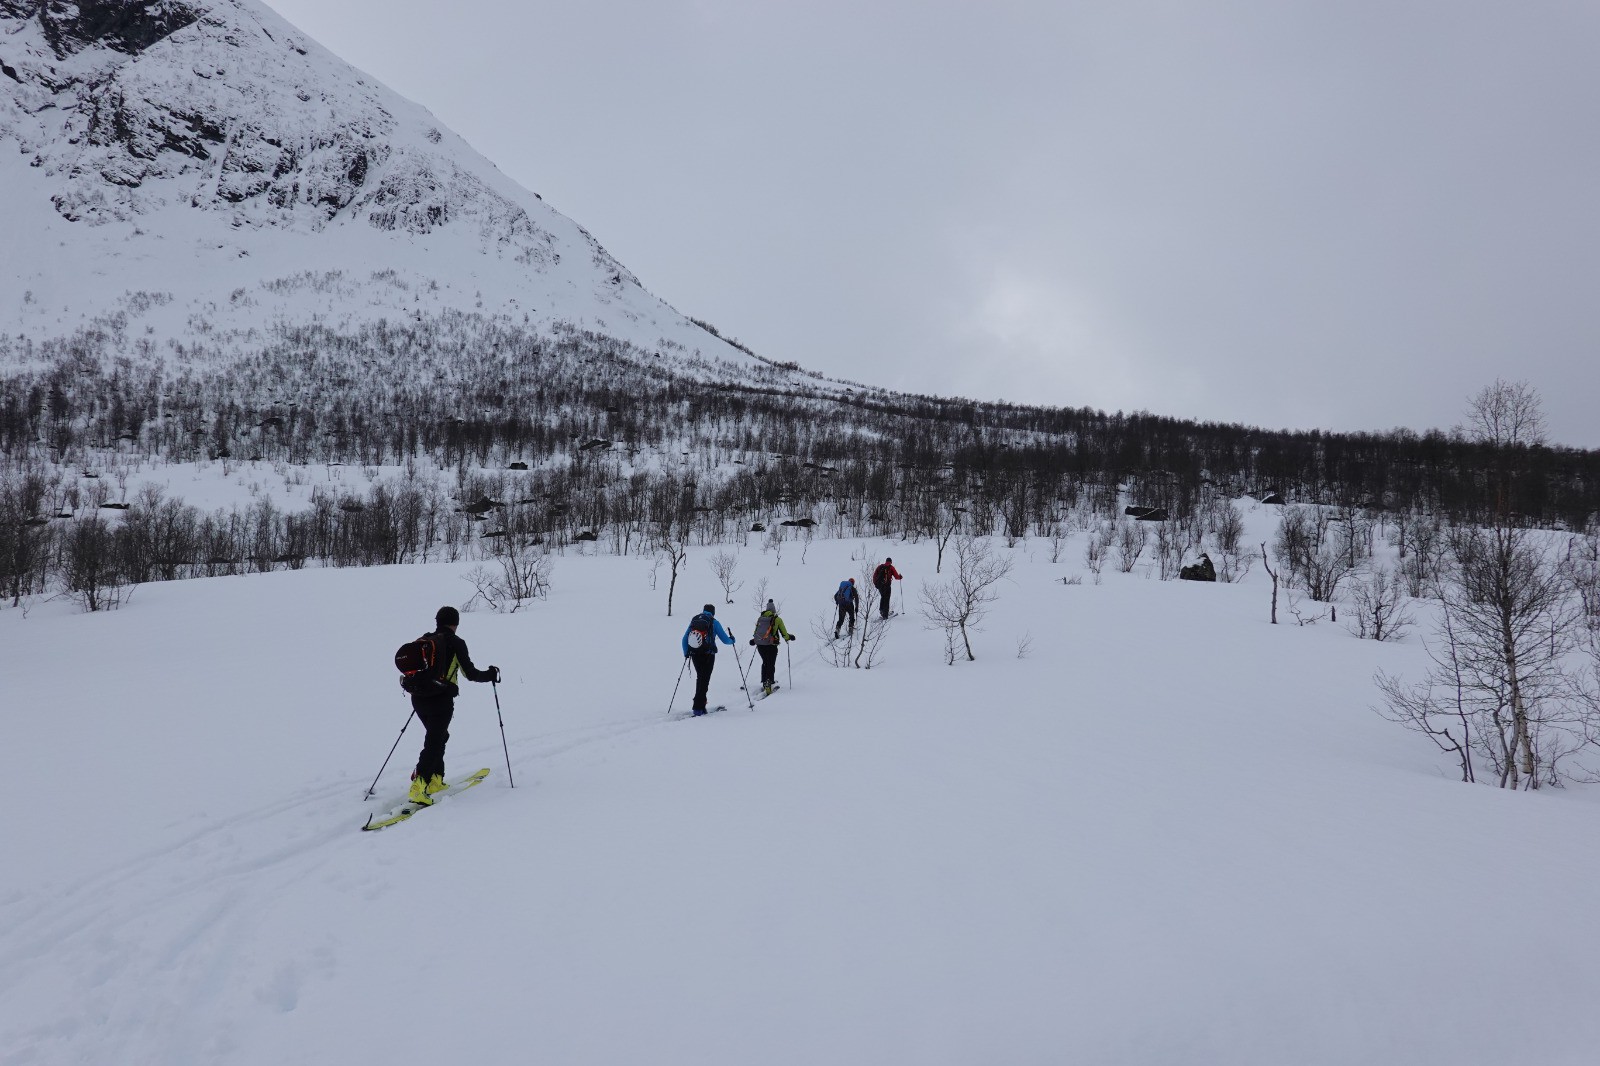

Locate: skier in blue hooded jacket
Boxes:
[832,578,859,638]
[682,603,736,715]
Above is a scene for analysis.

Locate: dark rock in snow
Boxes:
[1179,554,1216,582]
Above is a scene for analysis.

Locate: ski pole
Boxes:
[667,657,689,714]
[733,644,755,709]
[786,639,793,690]
[491,677,515,788]
[364,709,415,799]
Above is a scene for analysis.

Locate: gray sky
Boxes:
[266,0,1600,447]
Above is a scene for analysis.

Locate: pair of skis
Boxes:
[672,686,776,721]
[362,767,491,831]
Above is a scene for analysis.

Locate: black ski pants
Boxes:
[876,582,892,619]
[412,695,454,781]
[689,650,717,711]
[757,643,779,686]
[834,601,856,636]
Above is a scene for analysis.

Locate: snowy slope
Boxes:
[7,514,1600,1064]
[0,0,759,369]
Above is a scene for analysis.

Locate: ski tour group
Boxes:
[374,559,905,824]
[675,556,901,715]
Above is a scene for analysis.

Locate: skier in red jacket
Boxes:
[872,557,902,620]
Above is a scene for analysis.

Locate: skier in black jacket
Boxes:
[407,606,499,805]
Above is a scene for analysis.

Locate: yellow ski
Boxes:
[361,768,491,831]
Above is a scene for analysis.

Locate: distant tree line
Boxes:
[3,314,1599,609]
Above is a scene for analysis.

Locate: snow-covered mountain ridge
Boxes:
[0,0,769,372]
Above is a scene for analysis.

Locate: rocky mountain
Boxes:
[0,0,760,369]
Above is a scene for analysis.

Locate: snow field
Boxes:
[6,525,1600,1065]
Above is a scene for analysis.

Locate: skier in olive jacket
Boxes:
[407,606,499,805]
[748,599,795,695]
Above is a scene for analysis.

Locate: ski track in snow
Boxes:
[0,711,678,1062]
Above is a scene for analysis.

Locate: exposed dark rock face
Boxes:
[9,0,204,59]
[0,0,584,278]
[1179,554,1216,582]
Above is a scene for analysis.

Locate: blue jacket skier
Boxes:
[682,604,736,715]
[832,578,859,638]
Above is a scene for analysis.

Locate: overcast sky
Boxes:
[266,0,1599,447]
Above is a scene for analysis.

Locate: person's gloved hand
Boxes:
[487,665,501,683]
[749,638,756,645]
[786,635,796,642]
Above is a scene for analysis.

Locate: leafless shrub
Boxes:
[1346,567,1415,641]
[1114,519,1146,573]
[1285,590,1328,627]
[854,612,891,669]
[62,514,133,612]
[1274,506,1351,601]
[1400,514,1449,597]
[938,626,962,666]
[651,521,690,616]
[1561,523,1600,628]
[1332,504,1374,571]
[708,548,743,604]
[1212,499,1245,556]
[1083,521,1111,581]
[918,537,1014,662]
[811,613,854,668]
[465,537,552,613]
[1216,543,1252,583]
[1155,519,1183,580]
[1375,667,1477,783]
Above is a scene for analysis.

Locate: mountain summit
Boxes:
[0,0,749,363]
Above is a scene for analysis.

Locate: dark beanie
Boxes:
[436,605,460,628]
[703,603,716,615]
